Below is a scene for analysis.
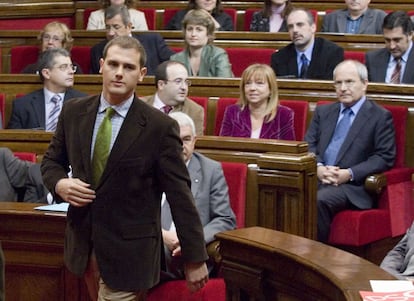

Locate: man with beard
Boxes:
[142,60,205,136]
[270,8,344,80]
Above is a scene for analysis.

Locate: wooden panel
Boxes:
[216,227,396,301]
[0,202,90,301]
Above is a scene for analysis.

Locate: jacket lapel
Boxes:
[30,91,46,128]
[320,103,340,155]
[78,96,100,183]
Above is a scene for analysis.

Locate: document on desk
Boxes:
[360,280,414,300]
[34,203,69,212]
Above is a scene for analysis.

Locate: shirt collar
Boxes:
[44,88,64,104]
[98,93,134,118]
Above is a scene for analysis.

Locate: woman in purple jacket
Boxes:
[219,64,295,140]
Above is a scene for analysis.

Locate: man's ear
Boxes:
[41,68,51,80]
[99,58,104,74]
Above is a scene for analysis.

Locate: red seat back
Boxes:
[71,46,92,74]
[226,48,275,77]
[189,96,208,133]
[244,8,260,31]
[14,152,37,162]
[10,46,39,74]
[279,99,309,141]
[344,50,366,64]
[223,8,238,30]
[141,8,156,30]
[163,8,180,29]
[0,17,74,30]
[214,97,238,136]
[221,161,247,228]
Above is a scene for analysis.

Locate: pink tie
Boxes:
[162,105,173,114]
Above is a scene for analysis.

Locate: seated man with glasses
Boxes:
[142,60,205,136]
[304,59,396,243]
[90,5,174,75]
[8,48,87,131]
[22,21,83,74]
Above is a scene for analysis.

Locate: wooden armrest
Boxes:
[365,173,387,195]
[206,240,221,264]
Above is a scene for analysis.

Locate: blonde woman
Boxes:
[22,22,82,74]
[220,64,295,139]
[170,9,233,77]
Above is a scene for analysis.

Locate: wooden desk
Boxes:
[0,202,89,301]
[216,227,396,301]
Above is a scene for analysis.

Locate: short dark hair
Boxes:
[186,0,223,15]
[102,36,147,68]
[383,11,413,35]
[37,48,71,82]
[286,7,315,25]
[154,60,187,87]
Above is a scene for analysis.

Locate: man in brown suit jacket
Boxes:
[141,60,205,136]
[41,36,208,300]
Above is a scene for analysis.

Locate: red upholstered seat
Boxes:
[279,99,308,141]
[189,96,208,134]
[214,97,238,136]
[147,278,225,301]
[71,46,92,74]
[14,152,37,162]
[0,17,74,30]
[344,50,366,64]
[244,8,260,31]
[226,48,275,77]
[10,46,39,74]
[323,102,414,246]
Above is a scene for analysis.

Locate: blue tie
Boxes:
[324,108,353,166]
[300,54,308,79]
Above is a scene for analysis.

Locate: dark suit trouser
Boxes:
[317,184,352,242]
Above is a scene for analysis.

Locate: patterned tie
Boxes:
[92,107,115,186]
[390,58,401,84]
[162,105,173,114]
[299,53,309,79]
[46,94,62,132]
[323,108,353,166]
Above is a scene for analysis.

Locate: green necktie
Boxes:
[92,107,115,186]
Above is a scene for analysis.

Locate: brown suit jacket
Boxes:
[141,94,205,136]
[41,94,207,291]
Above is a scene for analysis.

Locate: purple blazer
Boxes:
[219,104,295,140]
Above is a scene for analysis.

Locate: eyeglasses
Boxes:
[53,64,77,72]
[42,34,63,42]
[165,78,192,86]
[333,80,357,89]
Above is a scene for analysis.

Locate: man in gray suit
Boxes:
[141,61,205,136]
[304,60,395,242]
[322,0,386,34]
[162,112,236,279]
[0,147,32,202]
[365,11,414,84]
[381,221,414,279]
[7,48,86,130]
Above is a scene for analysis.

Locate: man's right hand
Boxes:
[55,178,95,207]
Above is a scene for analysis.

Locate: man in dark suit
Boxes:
[365,11,414,84]
[162,112,236,279]
[90,5,174,75]
[321,0,386,34]
[271,8,344,80]
[305,60,395,242]
[41,36,208,300]
[7,48,86,130]
[0,243,3,301]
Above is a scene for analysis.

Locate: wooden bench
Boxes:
[216,227,396,301]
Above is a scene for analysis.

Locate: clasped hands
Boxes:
[317,165,352,186]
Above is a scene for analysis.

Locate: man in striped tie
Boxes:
[7,48,86,130]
